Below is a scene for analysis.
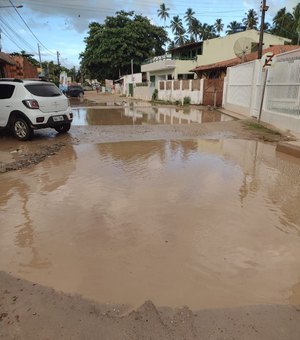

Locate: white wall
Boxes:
[198,30,290,66]
[158,79,204,105]
[223,49,300,134]
[134,85,154,101]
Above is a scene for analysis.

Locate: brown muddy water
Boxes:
[1,139,300,310]
[71,106,233,125]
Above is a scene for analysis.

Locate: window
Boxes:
[25,83,62,97]
[0,84,15,99]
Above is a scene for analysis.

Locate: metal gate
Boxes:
[203,79,224,107]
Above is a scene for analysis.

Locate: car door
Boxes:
[0,84,15,127]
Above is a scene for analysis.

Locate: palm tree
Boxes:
[200,23,217,40]
[170,15,184,35]
[272,7,292,36]
[184,8,196,40]
[291,3,300,44]
[243,9,258,29]
[214,18,224,35]
[263,22,272,33]
[189,17,201,41]
[226,21,242,34]
[157,3,170,28]
[174,28,188,46]
[168,40,176,50]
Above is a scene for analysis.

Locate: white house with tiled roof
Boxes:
[141,29,290,86]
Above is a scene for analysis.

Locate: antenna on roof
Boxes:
[233,37,255,62]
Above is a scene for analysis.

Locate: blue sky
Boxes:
[0,0,298,68]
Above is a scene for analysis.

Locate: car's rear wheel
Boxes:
[12,118,33,141]
[54,123,71,133]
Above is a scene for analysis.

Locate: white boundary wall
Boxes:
[158,79,204,105]
[134,84,154,101]
[223,49,300,133]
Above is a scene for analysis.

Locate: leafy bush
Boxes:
[183,96,191,105]
[152,89,158,101]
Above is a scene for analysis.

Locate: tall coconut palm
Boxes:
[157,3,170,28]
[226,21,242,34]
[272,7,291,36]
[189,17,201,41]
[184,8,196,40]
[214,18,224,35]
[200,23,217,40]
[168,40,176,50]
[243,9,258,29]
[170,15,184,36]
[291,3,300,43]
[174,28,188,46]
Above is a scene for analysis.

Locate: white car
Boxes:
[0,78,73,141]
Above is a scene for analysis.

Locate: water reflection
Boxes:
[72,106,233,126]
[0,146,77,273]
[1,140,300,309]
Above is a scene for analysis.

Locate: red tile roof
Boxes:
[191,45,300,72]
[0,52,16,65]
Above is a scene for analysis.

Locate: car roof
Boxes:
[0,78,53,85]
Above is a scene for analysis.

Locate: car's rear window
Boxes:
[0,84,15,99]
[25,83,62,97]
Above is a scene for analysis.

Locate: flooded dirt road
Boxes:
[1,139,300,311]
[71,106,233,126]
[1,92,300,339]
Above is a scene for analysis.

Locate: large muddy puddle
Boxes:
[1,139,300,309]
[72,106,233,125]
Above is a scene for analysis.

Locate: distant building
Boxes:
[0,52,38,78]
[141,29,291,86]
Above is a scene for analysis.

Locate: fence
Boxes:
[157,79,204,105]
[223,48,300,133]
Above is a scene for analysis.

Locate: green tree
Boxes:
[200,23,217,40]
[170,15,184,36]
[243,9,258,29]
[214,18,224,35]
[80,11,168,80]
[184,8,196,40]
[271,5,300,43]
[157,3,170,28]
[189,18,201,41]
[174,28,188,46]
[226,21,242,34]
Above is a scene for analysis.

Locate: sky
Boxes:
[0,0,298,69]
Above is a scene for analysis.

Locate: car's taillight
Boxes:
[22,99,39,109]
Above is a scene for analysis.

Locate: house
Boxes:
[141,29,290,87]
[0,52,16,77]
[192,45,300,79]
[0,52,38,78]
[141,42,201,87]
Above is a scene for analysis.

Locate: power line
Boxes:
[0,14,37,53]
[9,0,56,55]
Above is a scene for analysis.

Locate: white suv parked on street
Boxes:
[0,78,73,141]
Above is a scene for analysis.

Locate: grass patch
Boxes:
[243,121,282,136]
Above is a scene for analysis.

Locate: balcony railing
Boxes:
[142,55,197,65]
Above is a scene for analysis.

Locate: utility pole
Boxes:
[57,51,60,67]
[37,43,42,68]
[258,0,269,59]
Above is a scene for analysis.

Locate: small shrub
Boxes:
[152,89,158,101]
[183,96,191,105]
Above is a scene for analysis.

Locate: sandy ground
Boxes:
[1,91,300,339]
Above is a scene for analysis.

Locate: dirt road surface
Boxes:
[1,91,300,339]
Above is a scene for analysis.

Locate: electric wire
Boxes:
[9,0,56,55]
[0,14,37,53]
